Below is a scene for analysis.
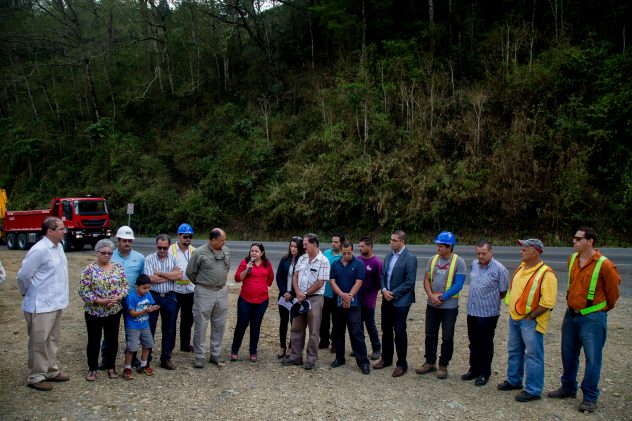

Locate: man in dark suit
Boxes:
[372,229,418,377]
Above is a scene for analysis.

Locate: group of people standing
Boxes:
[14,218,621,413]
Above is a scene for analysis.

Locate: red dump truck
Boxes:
[2,192,112,252]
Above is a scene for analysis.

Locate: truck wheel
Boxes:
[63,234,72,252]
[74,241,85,251]
[18,233,28,250]
[6,233,17,250]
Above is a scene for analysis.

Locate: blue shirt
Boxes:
[111,249,145,287]
[467,257,510,317]
[125,289,155,329]
[323,248,342,298]
[330,257,365,307]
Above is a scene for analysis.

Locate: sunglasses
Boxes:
[157,246,169,251]
[182,235,192,239]
[97,251,113,256]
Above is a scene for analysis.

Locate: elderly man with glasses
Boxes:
[144,234,183,370]
[186,228,231,369]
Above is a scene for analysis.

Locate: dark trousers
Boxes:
[278,304,290,349]
[85,311,121,371]
[467,314,499,377]
[319,296,335,347]
[361,305,381,352]
[332,306,370,367]
[231,296,269,355]
[175,292,194,350]
[380,299,410,369]
[424,305,459,367]
[148,291,178,363]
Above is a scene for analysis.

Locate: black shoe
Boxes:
[330,359,345,368]
[515,391,541,402]
[180,345,194,353]
[361,365,370,375]
[304,361,315,370]
[497,380,523,391]
[547,387,577,399]
[579,400,597,412]
[461,370,477,381]
[281,358,303,366]
[475,376,489,386]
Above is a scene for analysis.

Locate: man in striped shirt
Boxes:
[462,240,509,386]
[144,234,183,370]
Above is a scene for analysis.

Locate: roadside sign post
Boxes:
[127,203,134,226]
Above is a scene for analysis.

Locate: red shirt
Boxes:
[234,259,274,304]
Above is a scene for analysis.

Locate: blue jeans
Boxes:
[360,306,381,352]
[560,310,607,402]
[231,296,269,355]
[148,291,178,363]
[507,317,544,396]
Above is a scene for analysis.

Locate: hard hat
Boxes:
[116,226,135,240]
[433,231,457,246]
[177,223,194,235]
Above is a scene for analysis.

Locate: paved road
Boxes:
[123,238,631,296]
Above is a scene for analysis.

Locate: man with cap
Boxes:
[186,228,230,369]
[547,226,620,413]
[498,238,558,402]
[416,231,466,380]
[462,240,509,386]
[282,233,330,370]
[100,225,145,369]
[169,223,196,353]
[373,229,417,378]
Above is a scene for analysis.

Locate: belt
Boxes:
[151,291,175,298]
[198,284,225,291]
[567,307,583,316]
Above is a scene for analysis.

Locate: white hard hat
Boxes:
[116,226,135,240]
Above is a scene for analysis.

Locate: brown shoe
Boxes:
[392,367,407,377]
[372,360,391,369]
[160,360,177,370]
[415,363,437,375]
[28,381,53,391]
[48,372,70,382]
[437,365,448,379]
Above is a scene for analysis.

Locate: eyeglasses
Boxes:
[119,239,133,243]
[212,249,226,260]
[182,235,192,239]
[97,251,113,256]
[573,236,586,241]
[157,246,169,251]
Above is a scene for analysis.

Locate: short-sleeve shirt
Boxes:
[358,255,383,309]
[78,262,130,317]
[125,290,155,329]
[144,253,179,294]
[330,257,365,307]
[169,243,196,294]
[467,258,509,317]
[323,249,342,298]
[425,254,467,309]
[508,262,558,334]
[295,251,331,295]
[111,249,145,287]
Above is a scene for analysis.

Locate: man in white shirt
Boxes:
[17,217,70,391]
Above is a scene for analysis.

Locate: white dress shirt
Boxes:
[17,236,69,313]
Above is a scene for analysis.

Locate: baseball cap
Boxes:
[517,239,544,254]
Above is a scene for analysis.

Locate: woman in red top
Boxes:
[230,242,274,362]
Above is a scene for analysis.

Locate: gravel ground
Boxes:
[0,249,630,421]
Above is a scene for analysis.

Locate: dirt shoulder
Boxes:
[0,250,630,420]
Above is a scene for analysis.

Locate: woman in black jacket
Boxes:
[275,236,304,358]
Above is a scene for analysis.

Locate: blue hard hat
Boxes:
[433,231,457,246]
[177,223,194,235]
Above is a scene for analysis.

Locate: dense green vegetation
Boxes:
[1,1,630,244]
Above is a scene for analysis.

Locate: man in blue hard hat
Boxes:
[416,231,466,380]
[169,223,196,353]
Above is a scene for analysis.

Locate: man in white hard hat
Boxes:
[99,225,145,370]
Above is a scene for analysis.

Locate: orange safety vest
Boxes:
[505,262,552,315]
[429,253,459,298]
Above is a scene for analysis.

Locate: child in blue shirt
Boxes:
[124,275,159,379]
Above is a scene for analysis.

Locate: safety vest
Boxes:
[505,262,552,315]
[429,254,459,298]
[568,252,608,315]
[170,243,194,284]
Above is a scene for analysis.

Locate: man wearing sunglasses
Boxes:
[169,223,196,353]
[144,234,183,370]
[186,228,230,369]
